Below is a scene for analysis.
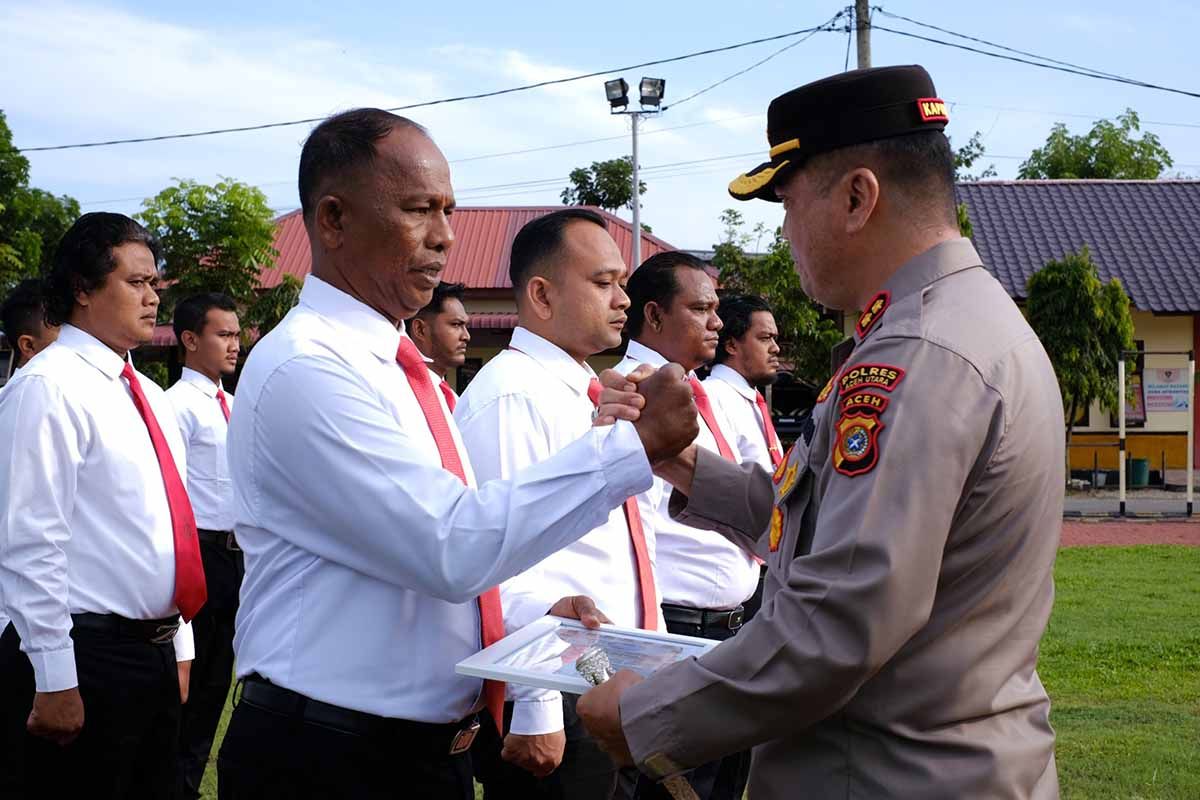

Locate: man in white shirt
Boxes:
[0,212,204,799]
[165,292,242,799]
[458,208,666,799]
[0,279,59,790]
[615,251,758,800]
[215,108,698,800]
[410,280,471,407]
[705,294,783,473]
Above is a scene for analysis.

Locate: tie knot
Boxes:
[688,375,706,399]
[120,362,137,383]
[587,377,602,408]
[395,337,426,372]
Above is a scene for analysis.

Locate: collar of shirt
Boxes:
[298,275,403,363]
[179,366,223,398]
[508,327,595,398]
[57,324,127,380]
[623,339,696,377]
[707,364,757,402]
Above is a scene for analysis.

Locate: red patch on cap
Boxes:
[916,97,949,123]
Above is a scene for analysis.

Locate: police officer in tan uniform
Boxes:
[579,65,1063,800]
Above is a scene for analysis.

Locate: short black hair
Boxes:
[811,130,957,225]
[44,212,161,327]
[715,293,773,364]
[624,251,710,339]
[298,108,427,222]
[415,281,466,319]
[1,279,50,346]
[173,292,237,342]
[509,208,608,291]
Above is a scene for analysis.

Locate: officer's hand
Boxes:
[501,730,567,777]
[178,660,193,704]
[577,669,642,767]
[592,366,652,425]
[548,595,611,629]
[27,687,84,746]
[634,364,699,464]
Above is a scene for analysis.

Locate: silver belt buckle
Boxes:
[449,720,480,755]
[150,623,180,644]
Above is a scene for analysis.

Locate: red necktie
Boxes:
[588,378,658,631]
[121,363,207,622]
[754,391,783,468]
[438,379,457,413]
[216,387,231,423]
[689,377,736,461]
[396,337,505,733]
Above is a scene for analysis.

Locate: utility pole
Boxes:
[855,0,871,69]
[630,112,642,269]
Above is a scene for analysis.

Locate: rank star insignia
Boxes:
[816,374,836,404]
[768,505,785,552]
[776,463,800,500]
[773,447,793,483]
[855,291,890,339]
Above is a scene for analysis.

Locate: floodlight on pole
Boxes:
[603,76,666,270]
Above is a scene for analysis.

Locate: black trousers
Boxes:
[218,689,475,799]
[473,695,619,800]
[619,616,752,800]
[0,621,182,800]
[177,535,244,799]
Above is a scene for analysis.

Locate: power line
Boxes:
[666,11,844,109]
[869,18,1200,99]
[19,21,837,153]
[950,102,1200,130]
[871,8,1129,81]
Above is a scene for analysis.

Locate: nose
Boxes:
[709,312,723,332]
[614,283,631,311]
[428,208,455,253]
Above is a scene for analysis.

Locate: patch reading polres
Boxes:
[838,363,906,395]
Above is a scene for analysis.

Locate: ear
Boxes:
[525,276,554,322]
[180,330,199,353]
[644,301,665,333]
[409,316,428,343]
[15,334,36,362]
[314,195,346,252]
[842,167,880,234]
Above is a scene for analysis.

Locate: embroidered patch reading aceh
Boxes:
[838,363,906,395]
[832,392,889,478]
[855,291,890,338]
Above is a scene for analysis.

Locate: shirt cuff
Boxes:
[173,620,195,662]
[508,696,565,736]
[619,672,693,780]
[599,420,653,505]
[29,646,78,693]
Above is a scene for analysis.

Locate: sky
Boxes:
[2,0,1198,251]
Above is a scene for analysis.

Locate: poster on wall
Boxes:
[1144,368,1191,412]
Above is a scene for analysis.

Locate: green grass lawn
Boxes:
[199,545,1200,799]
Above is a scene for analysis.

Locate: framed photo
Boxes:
[456,617,716,695]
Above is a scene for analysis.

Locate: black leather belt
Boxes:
[70,612,180,644]
[661,603,744,632]
[198,529,239,551]
[239,676,480,755]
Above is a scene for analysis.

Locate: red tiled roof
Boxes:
[258,206,677,289]
[469,313,518,330]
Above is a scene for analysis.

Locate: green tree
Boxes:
[137,178,278,317]
[0,111,80,289]
[1025,246,1135,447]
[242,274,302,343]
[951,130,995,239]
[712,209,843,386]
[1018,109,1172,179]
[560,156,646,211]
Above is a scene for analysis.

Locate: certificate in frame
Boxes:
[455,616,716,695]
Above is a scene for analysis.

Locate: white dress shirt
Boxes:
[456,327,666,735]
[228,276,652,722]
[0,324,195,692]
[166,367,235,532]
[616,340,759,610]
[704,363,775,473]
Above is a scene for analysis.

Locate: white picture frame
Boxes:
[455,616,717,695]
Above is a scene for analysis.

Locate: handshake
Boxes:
[592,364,700,465]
